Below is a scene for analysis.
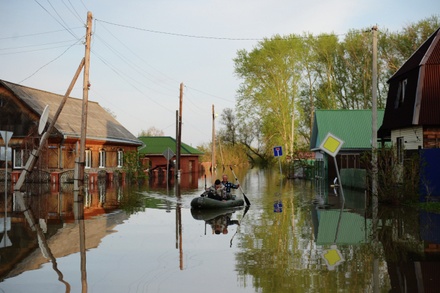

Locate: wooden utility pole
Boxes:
[371,26,378,207]
[212,104,216,172]
[74,11,92,199]
[176,83,183,178]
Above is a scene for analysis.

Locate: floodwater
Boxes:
[0,168,439,293]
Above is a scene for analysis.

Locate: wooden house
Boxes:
[137,136,203,177]
[310,109,384,190]
[378,27,440,198]
[0,80,142,184]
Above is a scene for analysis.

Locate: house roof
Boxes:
[1,80,142,146]
[137,136,203,156]
[310,109,385,151]
[379,27,440,137]
[388,27,440,82]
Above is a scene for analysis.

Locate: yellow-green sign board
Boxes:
[319,133,344,157]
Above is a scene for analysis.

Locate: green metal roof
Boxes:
[138,136,203,156]
[310,109,385,150]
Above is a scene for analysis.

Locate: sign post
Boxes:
[318,132,345,201]
[162,147,175,183]
[273,146,283,175]
[319,132,345,270]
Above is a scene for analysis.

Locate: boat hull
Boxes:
[190,196,244,209]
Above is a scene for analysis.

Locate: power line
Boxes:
[19,39,82,84]
[95,19,262,41]
[33,0,81,39]
[0,27,83,40]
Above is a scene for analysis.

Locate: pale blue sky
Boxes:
[0,0,438,146]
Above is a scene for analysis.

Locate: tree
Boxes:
[232,16,440,167]
[138,127,164,137]
[218,108,237,145]
[234,35,302,162]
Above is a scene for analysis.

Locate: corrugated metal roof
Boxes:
[389,28,440,82]
[138,136,203,156]
[1,80,142,146]
[380,27,440,134]
[310,109,385,150]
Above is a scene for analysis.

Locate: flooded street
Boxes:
[1,168,439,292]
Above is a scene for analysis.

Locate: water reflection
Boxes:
[0,170,439,292]
[0,181,130,291]
[191,207,244,235]
[11,187,72,292]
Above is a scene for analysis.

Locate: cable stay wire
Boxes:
[19,38,83,84]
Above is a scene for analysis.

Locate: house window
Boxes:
[13,149,25,169]
[395,79,407,109]
[85,149,92,168]
[396,137,404,164]
[117,149,123,168]
[99,149,106,168]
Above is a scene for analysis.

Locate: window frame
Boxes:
[117,149,123,168]
[85,149,92,169]
[99,149,106,168]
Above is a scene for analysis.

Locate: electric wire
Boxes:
[19,38,83,84]
[33,0,81,40]
[95,19,262,41]
[63,0,84,23]
[0,28,83,40]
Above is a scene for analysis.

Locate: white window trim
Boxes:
[99,149,106,168]
[85,149,92,169]
[117,150,123,168]
[13,149,25,169]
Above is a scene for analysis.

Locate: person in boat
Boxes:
[206,179,226,201]
[221,174,239,199]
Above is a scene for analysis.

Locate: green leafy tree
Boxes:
[234,35,302,162]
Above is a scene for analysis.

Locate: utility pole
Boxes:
[212,104,216,173]
[371,25,379,293]
[371,26,378,207]
[74,11,92,200]
[176,83,183,178]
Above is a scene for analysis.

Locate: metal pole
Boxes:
[333,156,345,202]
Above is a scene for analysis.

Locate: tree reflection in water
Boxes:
[0,170,439,292]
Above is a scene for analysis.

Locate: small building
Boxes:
[378,27,440,198]
[0,80,142,184]
[310,109,384,190]
[137,136,203,177]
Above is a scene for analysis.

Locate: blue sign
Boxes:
[273,146,283,157]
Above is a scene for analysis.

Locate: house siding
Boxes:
[391,126,423,150]
[419,64,440,125]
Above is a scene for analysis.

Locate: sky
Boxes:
[0,0,438,147]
